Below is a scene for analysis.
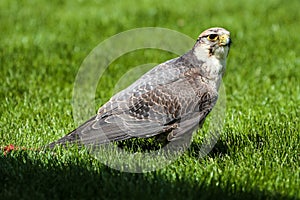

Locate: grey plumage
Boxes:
[48,27,231,150]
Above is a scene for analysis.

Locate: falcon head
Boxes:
[194,27,231,60]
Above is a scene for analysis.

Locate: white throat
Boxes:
[193,45,227,91]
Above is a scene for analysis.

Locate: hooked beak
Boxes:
[219,34,231,46]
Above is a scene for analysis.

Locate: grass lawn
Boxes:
[0,0,299,199]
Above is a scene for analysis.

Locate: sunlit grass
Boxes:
[0,0,299,199]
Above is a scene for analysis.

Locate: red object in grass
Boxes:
[3,144,16,155]
[2,144,36,155]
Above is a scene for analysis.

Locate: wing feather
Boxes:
[48,53,218,148]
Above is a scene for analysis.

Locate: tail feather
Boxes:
[46,115,132,149]
[46,115,97,149]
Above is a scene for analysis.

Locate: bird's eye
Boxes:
[207,34,218,41]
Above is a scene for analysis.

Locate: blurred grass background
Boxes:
[0,0,299,199]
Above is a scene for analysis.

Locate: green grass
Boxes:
[0,0,299,199]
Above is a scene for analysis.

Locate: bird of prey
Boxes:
[48,27,231,152]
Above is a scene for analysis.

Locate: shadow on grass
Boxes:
[188,139,230,159]
[189,132,266,159]
[0,150,292,200]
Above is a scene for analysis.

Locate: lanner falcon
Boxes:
[48,27,231,152]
